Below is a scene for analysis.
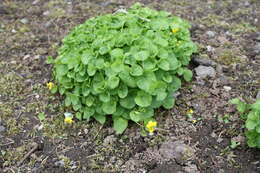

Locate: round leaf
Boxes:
[113,118,128,134]
[135,91,152,107]
[102,100,117,114]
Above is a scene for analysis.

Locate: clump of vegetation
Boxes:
[49,3,197,133]
[230,98,260,148]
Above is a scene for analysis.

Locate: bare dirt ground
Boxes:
[0,0,259,172]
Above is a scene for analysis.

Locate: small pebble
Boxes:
[223,86,231,92]
[206,45,214,52]
[54,160,65,167]
[20,18,29,24]
[206,31,215,38]
[0,125,6,132]
[43,11,50,16]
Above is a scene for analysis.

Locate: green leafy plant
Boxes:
[230,98,260,148]
[50,3,197,133]
[37,112,46,121]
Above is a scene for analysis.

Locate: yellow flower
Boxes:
[192,119,197,124]
[64,117,73,124]
[172,28,179,33]
[187,109,194,114]
[146,121,157,133]
[47,82,54,90]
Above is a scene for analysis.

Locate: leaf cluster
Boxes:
[51,3,197,133]
[230,98,260,148]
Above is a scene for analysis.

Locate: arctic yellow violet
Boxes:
[64,117,74,124]
[187,109,194,114]
[47,82,54,90]
[146,121,157,133]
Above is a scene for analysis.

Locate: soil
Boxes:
[0,0,259,173]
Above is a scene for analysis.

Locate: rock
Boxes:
[173,91,181,98]
[11,29,17,33]
[20,18,29,24]
[43,11,50,16]
[183,163,199,173]
[195,65,216,78]
[206,45,214,52]
[159,141,194,164]
[206,31,215,38]
[244,1,250,7]
[192,55,217,66]
[104,135,116,145]
[54,160,65,167]
[253,43,260,54]
[0,125,5,132]
[254,32,260,41]
[32,0,40,5]
[223,86,231,92]
[256,91,260,99]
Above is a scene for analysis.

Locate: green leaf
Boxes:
[73,104,81,111]
[134,51,149,61]
[246,120,257,130]
[135,91,152,107]
[46,56,54,64]
[76,112,82,121]
[95,59,105,69]
[229,98,241,105]
[163,96,175,109]
[87,64,96,76]
[169,57,180,70]
[118,84,128,98]
[113,118,128,134]
[56,64,68,77]
[130,64,143,76]
[94,114,106,124]
[70,94,79,105]
[85,95,95,107]
[156,90,167,101]
[102,100,117,114]
[183,69,193,81]
[136,72,156,92]
[251,100,260,110]
[65,96,71,106]
[81,51,93,65]
[99,92,110,102]
[162,73,172,83]
[111,60,124,73]
[177,68,184,75]
[168,76,182,92]
[38,112,45,121]
[120,95,136,109]
[110,48,124,59]
[142,59,156,70]
[119,71,136,88]
[130,110,142,122]
[158,59,170,71]
[155,36,168,47]
[50,85,58,94]
[256,125,260,133]
[82,88,90,97]
[99,46,110,55]
[151,19,169,31]
[107,76,120,89]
